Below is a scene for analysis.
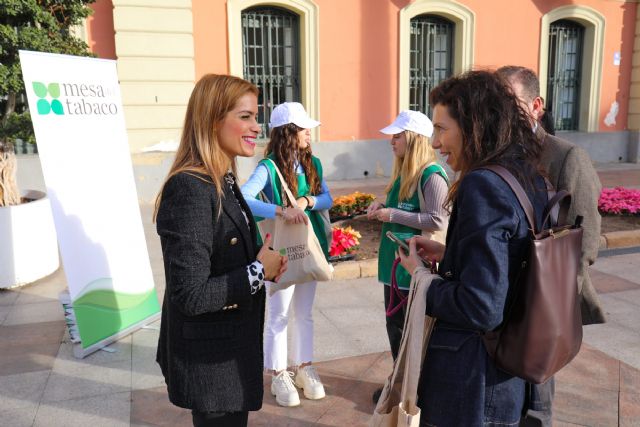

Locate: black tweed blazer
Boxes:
[155,172,265,412]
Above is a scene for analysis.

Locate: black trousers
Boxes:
[191,410,248,427]
[384,284,409,360]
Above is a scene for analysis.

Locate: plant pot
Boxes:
[0,190,59,288]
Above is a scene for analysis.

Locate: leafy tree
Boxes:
[0,0,96,146]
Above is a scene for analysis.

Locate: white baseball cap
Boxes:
[269,102,321,129]
[380,110,433,138]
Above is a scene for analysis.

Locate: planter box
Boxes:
[0,190,59,288]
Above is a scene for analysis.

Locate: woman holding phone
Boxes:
[367,110,449,403]
[399,71,549,425]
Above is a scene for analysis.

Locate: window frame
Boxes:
[398,0,475,112]
[408,14,455,116]
[228,0,319,140]
[539,5,605,132]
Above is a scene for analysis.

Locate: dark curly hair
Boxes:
[429,70,544,208]
[265,123,321,203]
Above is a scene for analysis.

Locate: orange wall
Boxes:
[86,0,116,60]
[192,0,230,77]
[316,0,399,141]
[87,0,636,138]
[456,0,635,132]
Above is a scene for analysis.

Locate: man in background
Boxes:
[497,65,606,426]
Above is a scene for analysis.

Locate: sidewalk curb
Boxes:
[601,229,640,250]
[335,230,640,281]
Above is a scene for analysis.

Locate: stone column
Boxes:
[112,0,195,153]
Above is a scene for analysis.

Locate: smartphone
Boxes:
[386,231,410,255]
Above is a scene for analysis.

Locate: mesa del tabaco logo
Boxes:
[32,81,118,116]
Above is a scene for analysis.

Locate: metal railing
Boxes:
[547,20,584,131]
[409,15,454,116]
[242,7,301,138]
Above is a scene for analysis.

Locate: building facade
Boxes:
[81,0,640,190]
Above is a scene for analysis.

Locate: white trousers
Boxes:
[264,281,317,371]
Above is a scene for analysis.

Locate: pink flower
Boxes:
[599,187,640,215]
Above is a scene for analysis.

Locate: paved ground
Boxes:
[1,164,640,426]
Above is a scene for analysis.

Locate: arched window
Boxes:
[539,6,605,132]
[409,15,454,115]
[242,7,301,137]
[398,0,474,112]
[547,20,584,131]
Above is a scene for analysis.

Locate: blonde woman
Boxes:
[154,74,286,427]
[367,110,449,403]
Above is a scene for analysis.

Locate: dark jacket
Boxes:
[418,169,548,427]
[156,172,265,412]
[538,126,605,325]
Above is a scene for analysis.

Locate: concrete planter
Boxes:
[0,190,59,288]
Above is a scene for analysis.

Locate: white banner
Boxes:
[19,51,160,357]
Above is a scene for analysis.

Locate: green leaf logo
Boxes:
[37,99,51,115]
[279,248,287,256]
[32,82,64,115]
[48,83,60,98]
[33,82,48,98]
[50,99,64,115]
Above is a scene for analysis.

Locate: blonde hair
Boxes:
[385,131,439,201]
[153,74,259,220]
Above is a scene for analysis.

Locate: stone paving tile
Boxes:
[314,351,382,379]
[620,363,640,427]
[0,320,64,376]
[131,327,165,391]
[130,386,191,427]
[0,371,50,413]
[555,344,620,392]
[13,269,66,303]
[590,268,640,294]
[3,300,64,326]
[0,404,38,427]
[591,254,640,285]
[554,382,619,426]
[42,340,132,403]
[0,304,11,325]
[0,290,20,307]
[34,391,130,427]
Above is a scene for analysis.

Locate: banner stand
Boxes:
[19,51,161,358]
[73,312,161,359]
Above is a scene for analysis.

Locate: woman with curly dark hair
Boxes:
[241,102,332,408]
[398,71,548,426]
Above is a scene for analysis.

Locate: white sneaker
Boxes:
[294,365,326,400]
[271,371,300,407]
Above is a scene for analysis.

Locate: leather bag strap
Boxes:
[481,165,538,233]
[542,190,571,227]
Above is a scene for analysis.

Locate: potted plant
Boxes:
[0,141,59,288]
[0,1,94,288]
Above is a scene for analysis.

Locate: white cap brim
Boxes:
[379,124,404,135]
[292,117,321,129]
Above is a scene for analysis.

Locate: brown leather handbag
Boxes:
[481,165,583,384]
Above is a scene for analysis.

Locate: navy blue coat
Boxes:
[418,168,547,427]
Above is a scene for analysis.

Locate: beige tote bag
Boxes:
[257,159,333,293]
[370,269,436,427]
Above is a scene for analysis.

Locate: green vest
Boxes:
[257,155,330,258]
[378,164,448,289]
